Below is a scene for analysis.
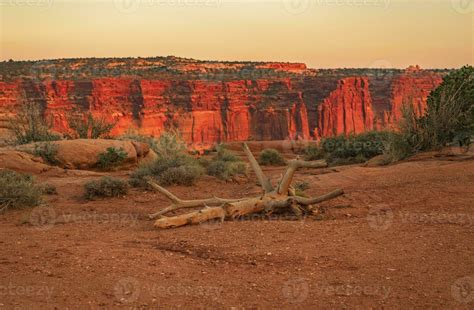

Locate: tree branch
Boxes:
[293,189,344,205]
[148,180,249,219]
[242,143,273,193]
[277,160,327,194]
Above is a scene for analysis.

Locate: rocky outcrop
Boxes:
[316,77,374,137]
[389,66,443,124]
[0,58,447,146]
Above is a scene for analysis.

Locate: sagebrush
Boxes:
[207,146,247,180]
[259,148,286,166]
[84,177,128,200]
[0,170,43,210]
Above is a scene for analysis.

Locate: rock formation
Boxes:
[0,57,446,147]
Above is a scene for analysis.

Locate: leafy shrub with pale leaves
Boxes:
[84,177,128,200]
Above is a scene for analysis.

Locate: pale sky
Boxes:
[0,0,472,68]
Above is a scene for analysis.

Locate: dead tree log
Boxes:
[149,143,344,229]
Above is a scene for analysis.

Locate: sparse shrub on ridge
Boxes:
[0,170,43,210]
[259,148,286,166]
[67,113,116,139]
[9,101,60,145]
[33,142,59,165]
[84,177,128,200]
[96,147,128,170]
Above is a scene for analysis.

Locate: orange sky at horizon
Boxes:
[0,0,472,69]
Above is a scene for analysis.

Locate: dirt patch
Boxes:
[0,158,473,308]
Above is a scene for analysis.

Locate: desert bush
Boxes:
[84,177,128,200]
[68,113,116,139]
[120,130,187,159]
[206,147,247,180]
[259,148,286,166]
[130,154,203,187]
[385,66,473,160]
[303,145,325,161]
[0,170,42,210]
[416,66,473,150]
[300,132,390,166]
[152,130,187,159]
[96,147,128,170]
[33,142,59,164]
[9,101,60,145]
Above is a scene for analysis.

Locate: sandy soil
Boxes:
[0,156,473,309]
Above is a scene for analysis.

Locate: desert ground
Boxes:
[0,150,473,309]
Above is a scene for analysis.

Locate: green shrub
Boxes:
[206,147,247,180]
[259,148,286,166]
[68,113,116,139]
[96,147,128,170]
[9,101,60,145]
[130,154,203,187]
[120,130,187,160]
[152,131,187,159]
[419,65,473,150]
[0,170,42,210]
[208,161,247,180]
[84,177,128,200]
[319,131,390,165]
[384,66,473,160]
[33,142,59,164]
[303,145,325,161]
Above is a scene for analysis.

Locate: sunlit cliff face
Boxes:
[0,0,472,68]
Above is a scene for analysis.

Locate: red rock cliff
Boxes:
[316,77,375,137]
[0,58,446,146]
[389,66,443,124]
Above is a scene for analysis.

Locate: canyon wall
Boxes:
[0,58,445,147]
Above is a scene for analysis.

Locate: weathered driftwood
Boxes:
[149,143,344,229]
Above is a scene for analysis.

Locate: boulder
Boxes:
[0,150,57,174]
